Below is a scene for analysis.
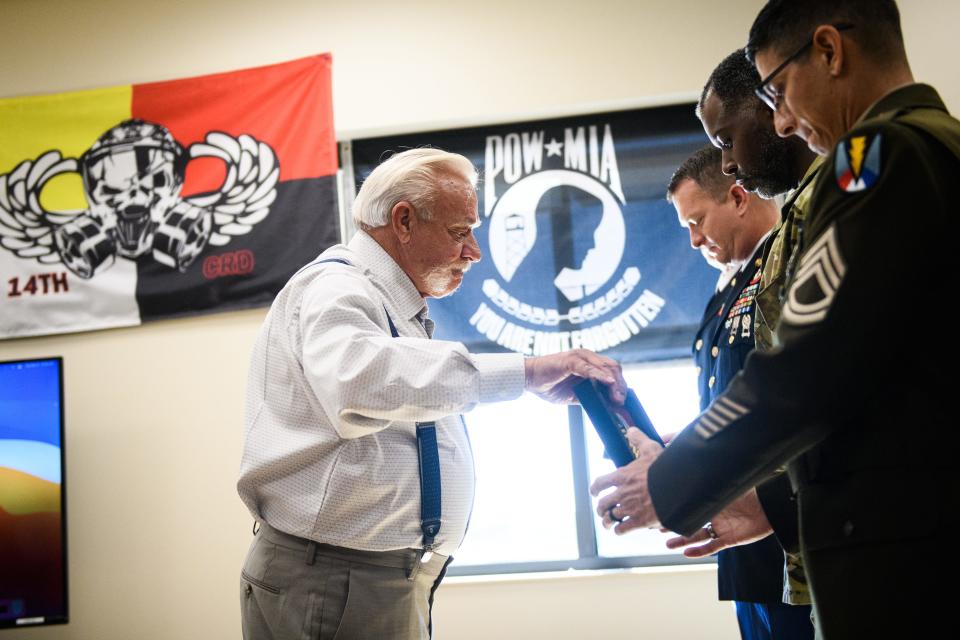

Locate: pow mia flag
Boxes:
[0,55,338,339]
[351,105,716,362]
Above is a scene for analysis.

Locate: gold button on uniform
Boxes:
[695,339,703,351]
[708,376,716,388]
[755,258,762,267]
[729,335,735,344]
[711,346,719,357]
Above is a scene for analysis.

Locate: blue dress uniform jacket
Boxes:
[647,84,959,639]
[693,249,787,604]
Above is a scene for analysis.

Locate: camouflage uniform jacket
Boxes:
[754,156,825,353]
[752,156,824,606]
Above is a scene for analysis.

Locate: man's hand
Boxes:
[664,489,773,558]
[524,349,626,405]
[590,428,663,533]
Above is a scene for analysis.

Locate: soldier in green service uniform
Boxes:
[590,1,958,637]
[696,49,822,635]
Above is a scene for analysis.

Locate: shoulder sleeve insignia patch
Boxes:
[781,224,846,326]
[835,133,882,193]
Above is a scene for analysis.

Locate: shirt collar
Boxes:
[348,230,428,322]
[738,227,774,274]
[715,262,740,292]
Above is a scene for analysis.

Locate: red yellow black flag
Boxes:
[0,54,338,338]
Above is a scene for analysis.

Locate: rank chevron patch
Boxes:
[782,225,847,325]
[694,395,750,439]
[835,133,881,192]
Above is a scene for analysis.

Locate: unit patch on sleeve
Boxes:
[835,134,881,193]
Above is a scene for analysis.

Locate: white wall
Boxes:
[1,1,955,639]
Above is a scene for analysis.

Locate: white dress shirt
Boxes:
[238,231,525,555]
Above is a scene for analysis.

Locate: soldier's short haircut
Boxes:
[746,0,905,66]
[696,49,762,119]
[665,146,734,204]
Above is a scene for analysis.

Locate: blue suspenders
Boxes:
[307,257,442,558]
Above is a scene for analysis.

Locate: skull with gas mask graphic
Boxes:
[1,119,278,281]
[54,119,212,278]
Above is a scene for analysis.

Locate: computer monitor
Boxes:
[0,357,68,628]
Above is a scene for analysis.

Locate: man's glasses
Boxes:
[754,23,854,111]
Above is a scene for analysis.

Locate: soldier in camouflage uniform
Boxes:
[699,49,825,611]
[697,50,820,638]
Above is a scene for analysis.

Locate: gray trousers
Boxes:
[240,523,451,640]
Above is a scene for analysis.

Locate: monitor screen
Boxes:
[0,357,68,628]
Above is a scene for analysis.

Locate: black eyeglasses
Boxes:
[754,23,854,110]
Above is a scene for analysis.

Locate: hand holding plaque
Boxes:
[578,381,667,533]
[574,379,664,467]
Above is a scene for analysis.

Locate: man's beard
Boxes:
[423,262,471,298]
[740,128,799,199]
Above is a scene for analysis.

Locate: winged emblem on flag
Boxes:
[0,119,279,278]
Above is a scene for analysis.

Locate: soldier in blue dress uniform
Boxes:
[668,146,791,639]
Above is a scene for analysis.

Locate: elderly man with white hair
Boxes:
[238,148,625,640]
